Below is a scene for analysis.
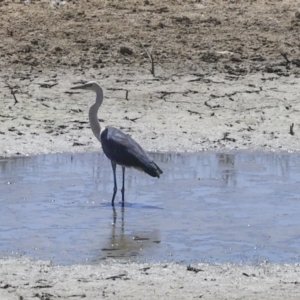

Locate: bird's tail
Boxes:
[143,161,163,178]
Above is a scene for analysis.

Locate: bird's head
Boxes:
[71,81,101,92]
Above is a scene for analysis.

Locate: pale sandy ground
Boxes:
[2,0,300,298]
[1,258,300,300]
[1,67,300,157]
[1,67,300,300]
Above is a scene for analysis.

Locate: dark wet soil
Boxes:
[1,0,300,76]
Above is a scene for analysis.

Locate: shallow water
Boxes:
[1,151,300,265]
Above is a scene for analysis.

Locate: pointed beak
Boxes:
[71,84,86,90]
[71,83,92,90]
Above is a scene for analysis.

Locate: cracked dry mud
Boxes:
[1,68,300,156]
[1,0,300,299]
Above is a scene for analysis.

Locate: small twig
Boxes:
[222,132,236,142]
[6,28,13,37]
[187,109,202,116]
[106,88,129,101]
[187,265,203,273]
[204,100,221,109]
[290,123,295,136]
[280,52,291,64]
[38,83,58,89]
[124,116,139,122]
[106,274,127,280]
[140,41,155,76]
[4,81,19,105]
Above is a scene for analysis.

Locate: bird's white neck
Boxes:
[88,85,104,142]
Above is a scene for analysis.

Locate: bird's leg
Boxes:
[111,161,117,206]
[121,166,125,205]
[121,205,125,233]
[112,205,117,226]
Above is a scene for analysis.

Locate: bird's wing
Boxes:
[101,126,162,177]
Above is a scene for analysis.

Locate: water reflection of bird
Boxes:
[71,82,163,205]
[97,206,161,261]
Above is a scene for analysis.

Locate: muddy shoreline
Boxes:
[1,67,300,158]
[1,258,300,300]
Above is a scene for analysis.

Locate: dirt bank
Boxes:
[1,258,300,300]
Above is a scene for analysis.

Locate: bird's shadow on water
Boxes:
[90,200,163,263]
[99,201,164,210]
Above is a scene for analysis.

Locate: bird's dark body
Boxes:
[101,126,162,178]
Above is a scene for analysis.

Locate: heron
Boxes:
[71,81,163,206]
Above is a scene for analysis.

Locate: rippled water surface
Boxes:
[1,151,300,265]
